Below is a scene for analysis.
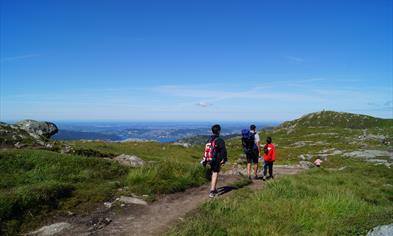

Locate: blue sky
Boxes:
[1,0,392,121]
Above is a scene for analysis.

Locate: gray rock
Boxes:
[173,142,191,148]
[26,222,71,236]
[113,154,145,167]
[16,120,58,139]
[343,150,392,159]
[299,161,313,168]
[366,134,386,140]
[118,196,148,205]
[292,141,308,147]
[14,142,24,148]
[299,154,313,161]
[60,144,74,154]
[104,202,112,208]
[317,149,343,158]
[367,223,393,236]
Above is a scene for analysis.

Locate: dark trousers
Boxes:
[263,161,274,177]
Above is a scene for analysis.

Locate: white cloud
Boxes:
[196,101,211,107]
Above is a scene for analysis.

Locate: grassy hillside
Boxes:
[1,111,392,235]
[280,110,393,129]
[0,142,207,235]
[168,111,393,235]
[168,159,393,236]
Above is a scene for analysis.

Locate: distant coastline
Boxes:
[51,121,279,143]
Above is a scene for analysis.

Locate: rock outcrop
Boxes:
[0,120,58,148]
[16,120,58,139]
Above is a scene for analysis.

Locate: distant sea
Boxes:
[52,121,279,143]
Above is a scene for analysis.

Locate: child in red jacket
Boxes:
[263,136,276,181]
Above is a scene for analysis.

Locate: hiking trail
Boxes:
[58,166,306,236]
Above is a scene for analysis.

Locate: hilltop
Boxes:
[279,110,393,129]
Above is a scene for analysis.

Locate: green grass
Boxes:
[68,141,203,161]
[1,111,392,235]
[167,159,393,236]
[0,145,209,235]
[126,159,206,196]
[0,149,128,235]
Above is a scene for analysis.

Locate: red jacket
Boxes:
[263,143,276,162]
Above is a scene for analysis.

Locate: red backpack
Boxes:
[203,137,217,162]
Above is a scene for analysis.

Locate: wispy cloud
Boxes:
[196,101,212,107]
[284,55,304,64]
[154,84,321,103]
[1,53,41,62]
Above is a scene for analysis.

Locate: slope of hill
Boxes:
[1,111,392,235]
[169,111,393,236]
[280,110,393,129]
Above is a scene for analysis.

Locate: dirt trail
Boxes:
[62,166,305,236]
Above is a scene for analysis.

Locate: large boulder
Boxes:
[16,120,58,139]
[113,154,145,167]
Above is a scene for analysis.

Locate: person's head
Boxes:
[250,124,256,131]
[266,136,272,144]
[211,124,221,135]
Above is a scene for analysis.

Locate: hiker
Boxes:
[242,125,261,180]
[314,158,322,167]
[202,124,228,198]
[262,136,276,181]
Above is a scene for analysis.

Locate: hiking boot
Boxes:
[254,175,259,180]
[248,176,252,181]
[209,190,218,198]
[262,176,266,181]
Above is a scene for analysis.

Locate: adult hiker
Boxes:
[242,125,261,180]
[202,124,228,198]
[262,136,276,181]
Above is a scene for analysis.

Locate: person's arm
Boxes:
[256,134,261,156]
[218,138,227,164]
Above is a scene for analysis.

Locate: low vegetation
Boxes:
[167,159,393,236]
[0,142,208,235]
[167,111,393,235]
[1,111,392,235]
[0,149,128,234]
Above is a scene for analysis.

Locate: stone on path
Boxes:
[118,196,148,205]
[26,222,71,236]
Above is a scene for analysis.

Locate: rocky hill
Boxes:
[0,120,58,148]
[280,110,393,129]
